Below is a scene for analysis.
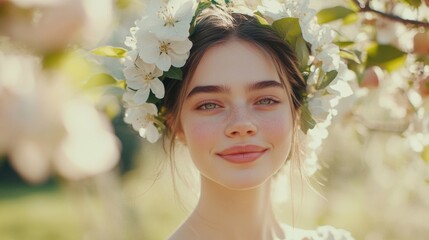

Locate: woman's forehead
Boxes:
[188,38,280,87]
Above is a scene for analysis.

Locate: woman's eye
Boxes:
[198,102,220,110]
[256,98,278,105]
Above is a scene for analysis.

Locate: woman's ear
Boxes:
[176,129,187,145]
[166,114,187,145]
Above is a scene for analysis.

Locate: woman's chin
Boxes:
[206,174,272,191]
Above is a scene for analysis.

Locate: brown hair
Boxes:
[162,7,306,172]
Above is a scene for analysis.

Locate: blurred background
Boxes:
[0,0,428,239]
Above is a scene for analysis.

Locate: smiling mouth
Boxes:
[216,145,267,164]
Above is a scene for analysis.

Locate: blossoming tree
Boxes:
[0,0,428,240]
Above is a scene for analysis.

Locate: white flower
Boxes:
[307,124,330,149]
[123,49,138,68]
[292,0,317,27]
[258,0,291,21]
[308,25,336,50]
[303,151,319,176]
[326,62,354,98]
[375,18,404,45]
[316,226,355,240]
[136,31,192,71]
[308,93,338,122]
[56,99,120,180]
[301,20,320,44]
[306,66,321,89]
[124,56,164,104]
[124,26,138,49]
[124,103,161,143]
[313,43,340,73]
[0,52,39,95]
[259,0,315,23]
[218,0,254,15]
[3,0,113,52]
[141,0,196,40]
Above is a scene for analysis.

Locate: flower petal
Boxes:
[122,90,138,107]
[123,108,136,124]
[172,0,196,22]
[141,103,158,115]
[127,79,146,89]
[134,87,150,104]
[123,66,140,79]
[170,39,193,54]
[145,123,161,143]
[150,78,165,99]
[156,52,171,71]
[137,32,160,64]
[169,51,187,67]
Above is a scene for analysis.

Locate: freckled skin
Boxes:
[179,39,294,190]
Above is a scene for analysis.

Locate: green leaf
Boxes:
[366,43,407,72]
[346,0,360,12]
[164,66,183,80]
[254,13,270,26]
[295,37,310,71]
[85,73,117,89]
[317,6,356,24]
[335,41,355,48]
[91,46,127,58]
[300,103,316,134]
[317,70,338,90]
[340,49,361,64]
[272,18,302,49]
[421,145,429,163]
[190,0,212,34]
[342,12,358,25]
[116,79,126,89]
[400,0,422,8]
[115,0,133,9]
[43,50,95,86]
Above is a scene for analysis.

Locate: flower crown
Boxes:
[121,0,353,173]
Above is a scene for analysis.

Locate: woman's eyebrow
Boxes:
[186,80,283,99]
[248,80,284,91]
[186,85,230,99]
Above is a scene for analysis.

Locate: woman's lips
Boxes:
[216,145,267,164]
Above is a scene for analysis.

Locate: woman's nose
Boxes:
[224,107,257,138]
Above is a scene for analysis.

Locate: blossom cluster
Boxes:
[258,0,354,174]
[122,0,196,143]
[0,51,120,183]
[0,0,113,52]
[122,0,354,174]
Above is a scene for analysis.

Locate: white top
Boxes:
[279,225,355,240]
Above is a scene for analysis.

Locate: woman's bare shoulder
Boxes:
[167,228,187,240]
[167,223,197,240]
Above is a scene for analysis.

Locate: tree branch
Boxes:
[350,0,429,28]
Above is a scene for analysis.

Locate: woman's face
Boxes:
[178,39,294,190]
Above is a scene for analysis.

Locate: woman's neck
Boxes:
[180,176,285,240]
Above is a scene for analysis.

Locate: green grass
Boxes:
[0,183,82,240]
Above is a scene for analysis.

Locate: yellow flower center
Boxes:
[145,114,156,123]
[144,73,155,81]
[160,9,176,27]
[164,15,176,27]
[159,41,171,54]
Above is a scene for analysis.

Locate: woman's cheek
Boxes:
[184,116,222,144]
[259,112,293,143]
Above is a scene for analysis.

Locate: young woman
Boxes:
[123,1,354,239]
